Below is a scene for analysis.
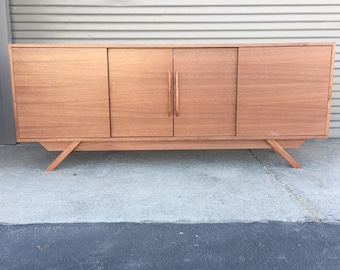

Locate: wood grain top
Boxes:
[8,42,336,49]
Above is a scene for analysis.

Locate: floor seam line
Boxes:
[248,149,322,223]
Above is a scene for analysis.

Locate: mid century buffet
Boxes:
[8,43,336,171]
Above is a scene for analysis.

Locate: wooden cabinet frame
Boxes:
[8,43,336,171]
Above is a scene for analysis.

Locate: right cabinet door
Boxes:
[174,48,237,136]
[237,46,333,137]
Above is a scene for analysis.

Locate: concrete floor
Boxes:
[0,140,339,224]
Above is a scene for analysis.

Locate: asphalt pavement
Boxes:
[1,222,340,270]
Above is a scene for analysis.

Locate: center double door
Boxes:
[109,48,237,137]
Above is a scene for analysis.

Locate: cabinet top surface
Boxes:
[8,42,336,49]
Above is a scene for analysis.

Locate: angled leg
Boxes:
[45,141,80,172]
[266,139,301,169]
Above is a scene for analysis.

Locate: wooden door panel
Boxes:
[174,48,237,136]
[12,48,110,139]
[109,49,173,137]
[237,46,333,137]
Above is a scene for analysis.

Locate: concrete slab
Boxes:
[252,139,340,223]
[0,142,319,224]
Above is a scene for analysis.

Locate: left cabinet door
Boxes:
[11,48,110,139]
[109,49,173,137]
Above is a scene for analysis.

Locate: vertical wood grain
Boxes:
[109,49,173,137]
[174,48,237,136]
[8,46,20,141]
[325,43,337,136]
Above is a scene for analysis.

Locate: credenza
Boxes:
[8,43,336,171]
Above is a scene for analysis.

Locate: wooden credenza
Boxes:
[8,43,336,171]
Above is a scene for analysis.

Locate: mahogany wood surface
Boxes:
[266,140,301,168]
[39,139,305,152]
[325,43,337,136]
[44,141,80,172]
[22,135,324,142]
[8,43,335,48]
[109,49,173,137]
[237,45,333,137]
[174,48,237,136]
[11,48,110,139]
[8,42,336,170]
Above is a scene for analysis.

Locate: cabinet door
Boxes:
[11,48,110,139]
[109,49,173,137]
[174,48,237,136]
[237,46,333,137]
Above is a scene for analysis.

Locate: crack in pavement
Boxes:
[248,149,322,223]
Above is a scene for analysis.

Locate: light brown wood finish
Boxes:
[109,49,173,137]
[22,135,322,142]
[266,140,301,168]
[175,71,179,117]
[168,71,172,117]
[8,43,335,49]
[8,43,336,170]
[8,46,20,141]
[11,48,110,139]
[325,43,337,136]
[41,138,304,171]
[237,45,333,137]
[174,48,237,136]
[45,141,80,172]
[40,139,305,152]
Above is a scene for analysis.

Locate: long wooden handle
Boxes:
[168,71,172,117]
[175,71,179,117]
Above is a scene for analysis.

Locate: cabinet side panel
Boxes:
[12,47,110,139]
[109,49,173,137]
[174,48,237,136]
[237,45,332,137]
[8,46,20,142]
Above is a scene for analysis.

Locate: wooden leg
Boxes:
[45,141,80,172]
[266,139,301,169]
